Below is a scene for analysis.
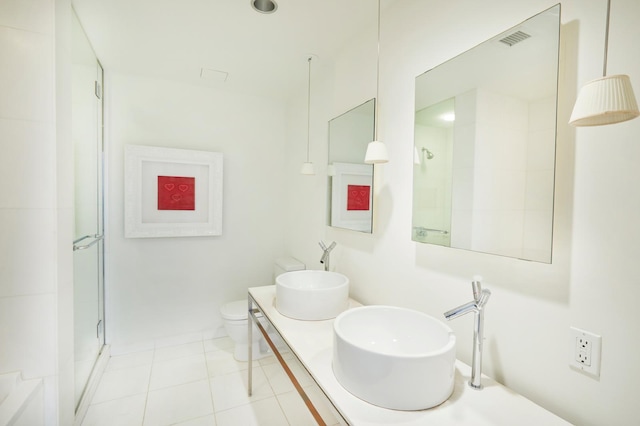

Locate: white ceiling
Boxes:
[72,0,384,101]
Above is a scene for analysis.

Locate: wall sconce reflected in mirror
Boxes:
[569,0,639,126]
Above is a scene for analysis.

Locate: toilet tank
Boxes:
[274,257,305,281]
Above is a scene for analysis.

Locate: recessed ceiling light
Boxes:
[440,112,455,122]
[251,0,278,14]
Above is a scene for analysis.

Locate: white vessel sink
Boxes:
[332,305,456,410]
[275,270,349,320]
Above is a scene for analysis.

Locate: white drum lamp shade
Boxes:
[365,141,389,164]
[300,162,315,175]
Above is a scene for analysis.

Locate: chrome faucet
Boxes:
[318,241,336,271]
[444,276,491,390]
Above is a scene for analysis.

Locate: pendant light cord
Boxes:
[306,56,312,163]
[603,0,611,77]
[374,0,381,141]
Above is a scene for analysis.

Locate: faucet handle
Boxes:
[319,241,327,250]
[472,275,483,302]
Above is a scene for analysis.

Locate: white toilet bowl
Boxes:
[221,300,270,361]
[221,256,306,361]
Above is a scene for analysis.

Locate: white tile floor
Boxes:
[80,337,343,426]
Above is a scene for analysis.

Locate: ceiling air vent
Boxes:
[498,30,531,47]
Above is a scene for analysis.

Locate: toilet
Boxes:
[220,256,305,361]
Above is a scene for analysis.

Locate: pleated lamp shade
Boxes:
[569,74,640,126]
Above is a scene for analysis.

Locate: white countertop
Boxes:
[249,285,570,426]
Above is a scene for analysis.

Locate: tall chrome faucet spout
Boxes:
[444,276,491,390]
[318,241,336,271]
[443,300,477,320]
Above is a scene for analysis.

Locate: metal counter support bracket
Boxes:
[248,295,327,426]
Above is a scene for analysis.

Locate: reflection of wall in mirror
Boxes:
[450,88,554,262]
[329,107,375,164]
[328,99,375,233]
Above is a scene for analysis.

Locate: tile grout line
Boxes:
[139,345,156,426]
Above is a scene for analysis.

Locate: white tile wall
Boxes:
[0,209,56,297]
[0,0,72,424]
[0,119,55,209]
[0,293,57,377]
[0,27,54,121]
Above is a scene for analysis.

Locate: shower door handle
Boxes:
[73,234,104,251]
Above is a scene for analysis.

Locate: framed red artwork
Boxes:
[125,145,223,238]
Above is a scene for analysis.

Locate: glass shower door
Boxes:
[72,10,105,409]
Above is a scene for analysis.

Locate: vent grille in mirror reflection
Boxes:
[499,31,531,47]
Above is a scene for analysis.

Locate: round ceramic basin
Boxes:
[275,270,349,320]
[332,305,456,410]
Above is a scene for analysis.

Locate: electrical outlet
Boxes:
[575,335,591,366]
[569,327,601,378]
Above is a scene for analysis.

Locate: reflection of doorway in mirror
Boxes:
[412,97,454,246]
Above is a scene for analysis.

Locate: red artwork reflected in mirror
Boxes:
[347,185,370,211]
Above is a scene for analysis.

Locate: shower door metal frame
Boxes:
[72,11,106,408]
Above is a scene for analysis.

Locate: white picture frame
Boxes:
[124,144,223,238]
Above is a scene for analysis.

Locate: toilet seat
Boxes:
[220,300,249,321]
[221,300,263,321]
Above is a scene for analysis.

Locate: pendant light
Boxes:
[364,0,389,164]
[569,0,639,126]
[300,56,316,175]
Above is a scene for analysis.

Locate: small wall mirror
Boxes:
[412,4,560,263]
[328,99,375,233]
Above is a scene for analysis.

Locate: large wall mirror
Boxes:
[412,4,560,263]
[328,99,375,233]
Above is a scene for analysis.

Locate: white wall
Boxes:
[284,0,640,425]
[105,73,289,354]
[0,0,75,424]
